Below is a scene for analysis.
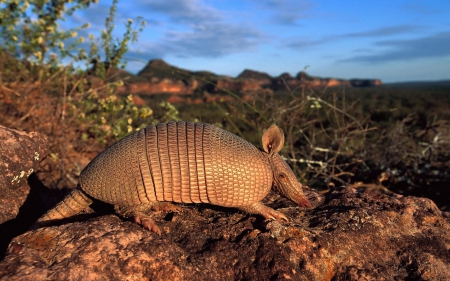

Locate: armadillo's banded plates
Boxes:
[79,131,150,206]
[79,121,272,207]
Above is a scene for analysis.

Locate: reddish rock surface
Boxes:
[130,95,147,106]
[1,124,447,281]
[0,126,48,224]
[1,186,449,280]
[119,79,195,96]
[166,95,188,104]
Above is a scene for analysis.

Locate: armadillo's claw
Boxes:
[273,211,289,222]
[135,216,162,236]
[115,204,162,235]
[264,208,288,222]
[238,202,289,222]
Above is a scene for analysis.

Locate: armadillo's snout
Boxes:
[279,177,311,208]
[290,192,312,208]
[271,155,312,209]
[275,179,312,209]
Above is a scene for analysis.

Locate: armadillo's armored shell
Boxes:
[79,121,272,207]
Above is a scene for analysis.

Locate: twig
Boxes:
[10,105,36,126]
[307,96,364,130]
[347,182,395,195]
[282,156,326,168]
[1,85,21,96]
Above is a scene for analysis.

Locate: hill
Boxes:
[115,59,383,96]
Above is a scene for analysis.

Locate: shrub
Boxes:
[0,0,177,189]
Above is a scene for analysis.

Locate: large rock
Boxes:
[1,187,448,280]
[0,125,48,224]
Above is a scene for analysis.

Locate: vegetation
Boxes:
[1,1,449,211]
[0,0,177,189]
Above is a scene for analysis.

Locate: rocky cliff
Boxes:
[115,59,382,98]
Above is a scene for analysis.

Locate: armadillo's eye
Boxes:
[278,173,286,180]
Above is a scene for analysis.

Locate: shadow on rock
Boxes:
[0,174,49,260]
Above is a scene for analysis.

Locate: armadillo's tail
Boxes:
[30,187,93,230]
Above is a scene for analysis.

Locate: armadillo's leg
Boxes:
[32,188,93,229]
[115,204,163,235]
[238,202,288,221]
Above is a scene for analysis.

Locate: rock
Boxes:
[120,59,198,95]
[130,95,147,106]
[1,187,448,280]
[0,126,48,224]
[166,95,190,104]
[323,78,347,87]
[214,77,263,93]
[274,71,380,90]
[118,78,195,95]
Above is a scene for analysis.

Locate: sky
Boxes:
[73,0,450,83]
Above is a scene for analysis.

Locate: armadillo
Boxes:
[34,121,311,234]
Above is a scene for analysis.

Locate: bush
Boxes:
[0,0,177,189]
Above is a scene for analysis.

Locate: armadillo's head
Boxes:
[262,125,311,208]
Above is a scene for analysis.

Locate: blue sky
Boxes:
[75,0,450,83]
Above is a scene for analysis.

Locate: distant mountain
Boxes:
[116,59,383,97]
[237,69,273,81]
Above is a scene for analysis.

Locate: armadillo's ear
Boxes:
[262,124,285,154]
